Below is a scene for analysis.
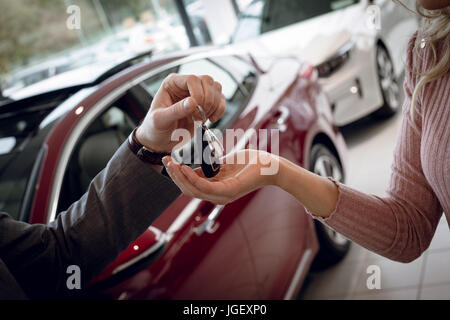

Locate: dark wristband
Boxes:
[127,127,171,166]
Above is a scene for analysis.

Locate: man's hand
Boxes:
[136,74,225,152]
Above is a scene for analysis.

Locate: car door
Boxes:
[130,55,317,299]
[43,57,258,299]
[222,57,320,299]
[51,89,178,291]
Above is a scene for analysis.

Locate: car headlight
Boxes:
[316,41,354,78]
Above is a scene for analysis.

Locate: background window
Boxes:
[233,0,360,42]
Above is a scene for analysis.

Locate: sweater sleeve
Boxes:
[314,34,443,263]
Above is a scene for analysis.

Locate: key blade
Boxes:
[205,129,224,155]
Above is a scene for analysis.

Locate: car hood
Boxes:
[5,62,113,101]
[4,50,144,101]
[231,2,367,67]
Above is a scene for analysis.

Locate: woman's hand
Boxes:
[136,74,225,153]
[163,148,339,218]
[162,149,280,205]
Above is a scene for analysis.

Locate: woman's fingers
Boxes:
[181,165,237,200]
[163,159,197,198]
[177,167,228,204]
[163,157,228,203]
[192,166,206,179]
[181,165,217,193]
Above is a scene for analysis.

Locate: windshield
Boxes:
[233,0,360,42]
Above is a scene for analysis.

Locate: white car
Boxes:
[231,0,418,126]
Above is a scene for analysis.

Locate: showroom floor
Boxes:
[298,102,450,300]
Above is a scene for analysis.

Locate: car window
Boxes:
[141,67,177,97]
[179,60,238,100]
[0,147,41,220]
[233,0,360,42]
[232,0,264,43]
[0,102,58,220]
[56,100,137,213]
[212,56,257,95]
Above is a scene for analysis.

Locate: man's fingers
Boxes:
[164,74,224,123]
[166,74,204,107]
[200,75,217,118]
[153,97,197,129]
[211,94,226,123]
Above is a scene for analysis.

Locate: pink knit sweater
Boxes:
[320,32,450,263]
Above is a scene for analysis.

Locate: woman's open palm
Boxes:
[162,149,278,204]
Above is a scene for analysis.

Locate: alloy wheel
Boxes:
[313,154,348,246]
[377,46,400,112]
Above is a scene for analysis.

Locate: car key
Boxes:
[194,105,224,178]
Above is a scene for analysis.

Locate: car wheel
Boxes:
[374,44,401,117]
[309,144,351,270]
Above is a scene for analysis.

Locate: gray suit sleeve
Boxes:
[0,141,180,298]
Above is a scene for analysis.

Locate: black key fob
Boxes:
[201,126,221,178]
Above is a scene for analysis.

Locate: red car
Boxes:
[0,48,349,299]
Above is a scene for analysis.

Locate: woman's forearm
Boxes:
[275,157,339,218]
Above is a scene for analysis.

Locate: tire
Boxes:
[309,144,351,270]
[374,44,401,117]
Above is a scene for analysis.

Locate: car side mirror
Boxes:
[89,226,169,288]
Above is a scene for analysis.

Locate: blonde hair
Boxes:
[396,1,450,124]
[410,2,450,123]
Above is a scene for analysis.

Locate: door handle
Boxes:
[194,205,225,236]
[274,105,290,132]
